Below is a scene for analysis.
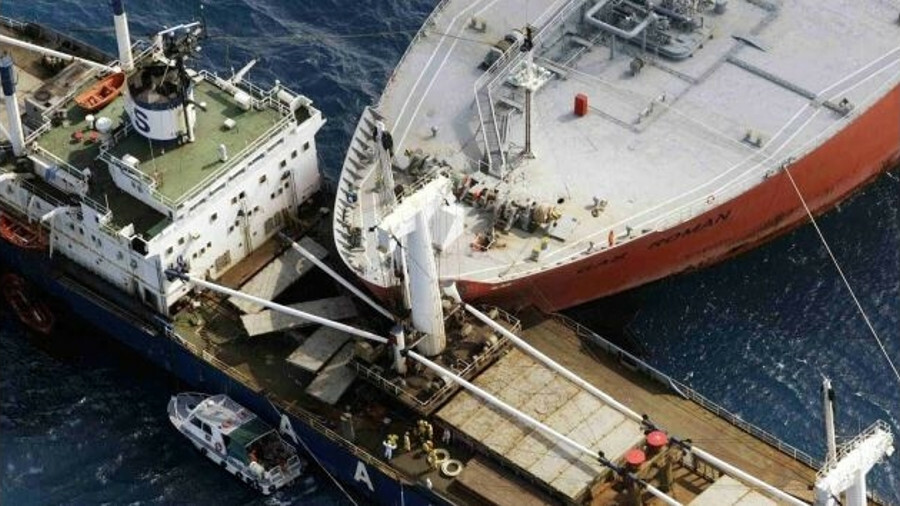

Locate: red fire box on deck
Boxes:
[574,93,588,117]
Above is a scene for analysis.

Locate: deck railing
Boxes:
[377,0,453,107]
[97,149,177,211]
[171,90,295,212]
[550,312,824,470]
[0,15,28,30]
[353,305,518,412]
[554,313,897,506]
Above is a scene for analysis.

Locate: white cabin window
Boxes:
[210,213,218,223]
[291,150,298,159]
[302,141,310,151]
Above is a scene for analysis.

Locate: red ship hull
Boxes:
[366,83,900,312]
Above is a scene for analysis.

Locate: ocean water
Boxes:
[1,0,898,504]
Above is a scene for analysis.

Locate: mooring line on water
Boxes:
[784,166,900,387]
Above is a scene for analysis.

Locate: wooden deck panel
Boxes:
[520,316,818,503]
[455,457,554,506]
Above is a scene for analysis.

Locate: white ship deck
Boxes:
[337,0,900,286]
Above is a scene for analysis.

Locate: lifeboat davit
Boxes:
[75,72,125,112]
[0,212,47,250]
[2,273,55,335]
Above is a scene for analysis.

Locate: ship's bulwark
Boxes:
[453,84,900,312]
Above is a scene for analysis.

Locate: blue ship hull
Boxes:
[0,242,450,506]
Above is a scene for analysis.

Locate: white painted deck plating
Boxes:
[337,0,900,287]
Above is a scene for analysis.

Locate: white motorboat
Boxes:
[168,393,305,495]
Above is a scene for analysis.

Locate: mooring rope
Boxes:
[783,166,900,386]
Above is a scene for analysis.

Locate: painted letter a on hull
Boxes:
[354,461,374,492]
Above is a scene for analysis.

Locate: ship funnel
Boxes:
[1,54,26,157]
[110,0,135,72]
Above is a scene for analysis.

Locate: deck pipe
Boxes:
[165,271,389,345]
[584,0,657,40]
[0,35,120,73]
[110,0,135,72]
[280,233,395,320]
[408,349,683,506]
[1,55,25,157]
[465,304,810,506]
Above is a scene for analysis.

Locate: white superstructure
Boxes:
[0,8,323,315]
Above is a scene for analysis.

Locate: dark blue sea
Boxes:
[1,1,898,504]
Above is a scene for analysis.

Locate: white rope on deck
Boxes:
[783,166,900,386]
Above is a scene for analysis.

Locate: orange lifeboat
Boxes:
[74,72,125,112]
[0,212,47,250]
[2,273,55,335]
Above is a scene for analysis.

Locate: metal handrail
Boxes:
[97,149,177,210]
[0,15,28,29]
[31,145,90,184]
[173,114,294,210]
[550,312,824,470]
[377,0,453,108]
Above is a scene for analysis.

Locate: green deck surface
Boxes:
[33,77,283,236]
[108,81,283,202]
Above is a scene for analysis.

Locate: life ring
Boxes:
[215,442,223,453]
[706,195,715,205]
[441,459,463,477]
[433,448,449,464]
